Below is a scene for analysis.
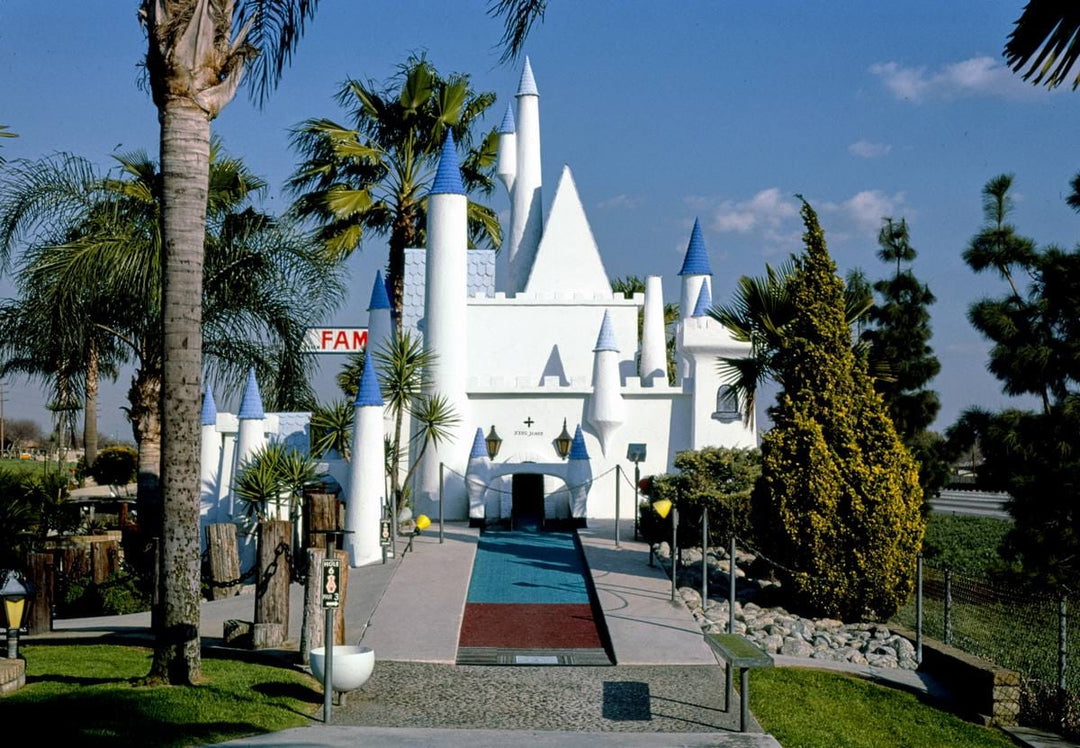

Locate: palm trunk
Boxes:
[148,100,209,685]
[83,342,99,467]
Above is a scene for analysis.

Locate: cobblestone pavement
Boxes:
[327,662,757,734]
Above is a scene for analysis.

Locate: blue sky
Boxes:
[1,2,1076,443]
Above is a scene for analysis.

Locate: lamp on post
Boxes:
[626,443,647,540]
[485,426,502,460]
[554,419,573,460]
[1,570,32,659]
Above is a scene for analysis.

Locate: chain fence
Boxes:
[892,562,1078,737]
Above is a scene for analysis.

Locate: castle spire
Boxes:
[587,311,625,455]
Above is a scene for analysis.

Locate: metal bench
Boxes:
[704,632,773,732]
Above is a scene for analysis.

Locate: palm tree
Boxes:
[138,0,543,686]
[0,148,342,670]
[288,55,501,317]
[0,125,16,165]
[1004,2,1080,90]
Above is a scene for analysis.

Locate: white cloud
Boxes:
[822,190,907,235]
[870,56,1037,103]
[709,188,797,234]
[849,139,891,158]
[598,194,639,210]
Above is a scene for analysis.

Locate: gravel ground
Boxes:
[328,662,758,734]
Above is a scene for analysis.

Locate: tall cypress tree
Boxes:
[754,200,924,620]
[861,217,947,495]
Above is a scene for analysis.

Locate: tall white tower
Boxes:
[199,385,220,533]
[366,269,393,359]
[417,133,470,505]
[505,57,543,294]
[345,358,385,567]
[639,275,667,385]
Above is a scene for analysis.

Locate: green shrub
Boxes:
[753,201,925,621]
[89,445,137,487]
[639,446,761,548]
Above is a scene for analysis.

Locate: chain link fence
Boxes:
[892,561,1078,737]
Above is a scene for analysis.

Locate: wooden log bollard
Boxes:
[253,520,291,649]
[26,552,54,635]
[305,493,339,550]
[206,523,242,600]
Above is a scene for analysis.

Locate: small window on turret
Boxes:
[713,388,741,422]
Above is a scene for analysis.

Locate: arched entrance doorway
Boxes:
[511,473,545,529]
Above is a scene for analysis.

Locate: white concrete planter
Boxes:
[310,645,375,692]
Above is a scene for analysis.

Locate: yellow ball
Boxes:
[415,514,432,531]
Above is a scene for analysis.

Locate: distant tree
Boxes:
[288,55,501,317]
[753,200,924,620]
[860,217,948,497]
[4,418,43,452]
[954,173,1080,589]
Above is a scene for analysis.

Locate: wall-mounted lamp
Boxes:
[554,418,573,460]
[485,426,502,460]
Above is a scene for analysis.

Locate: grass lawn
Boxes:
[0,456,76,477]
[750,668,1016,748]
[2,645,321,746]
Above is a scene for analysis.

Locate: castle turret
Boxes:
[565,425,592,520]
[199,385,220,529]
[639,275,667,385]
[677,219,713,381]
[586,310,625,455]
[367,269,393,358]
[416,134,470,506]
[691,282,712,318]
[233,368,265,570]
[678,218,713,319]
[505,57,543,294]
[345,357,385,567]
[234,368,266,479]
[496,103,516,194]
[464,428,490,524]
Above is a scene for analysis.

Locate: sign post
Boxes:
[321,536,341,724]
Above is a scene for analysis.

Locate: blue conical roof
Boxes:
[237,368,264,420]
[368,269,390,311]
[678,218,713,276]
[692,282,712,317]
[469,427,486,459]
[431,132,465,196]
[201,385,217,426]
[354,358,384,407]
[517,56,539,96]
[593,310,619,352]
[569,425,589,460]
[498,103,516,134]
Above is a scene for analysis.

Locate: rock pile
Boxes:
[654,542,918,670]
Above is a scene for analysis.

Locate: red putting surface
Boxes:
[459,603,604,650]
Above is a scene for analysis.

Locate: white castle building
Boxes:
[200,59,756,567]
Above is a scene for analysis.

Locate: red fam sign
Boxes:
[305,327,368,354]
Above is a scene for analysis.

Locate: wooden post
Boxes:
[26,552,53,635]
[90,540,119,584]
[306,494,339,549]
[300,547,349,664]
[253,520,291,649]
[206,523,241,600]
